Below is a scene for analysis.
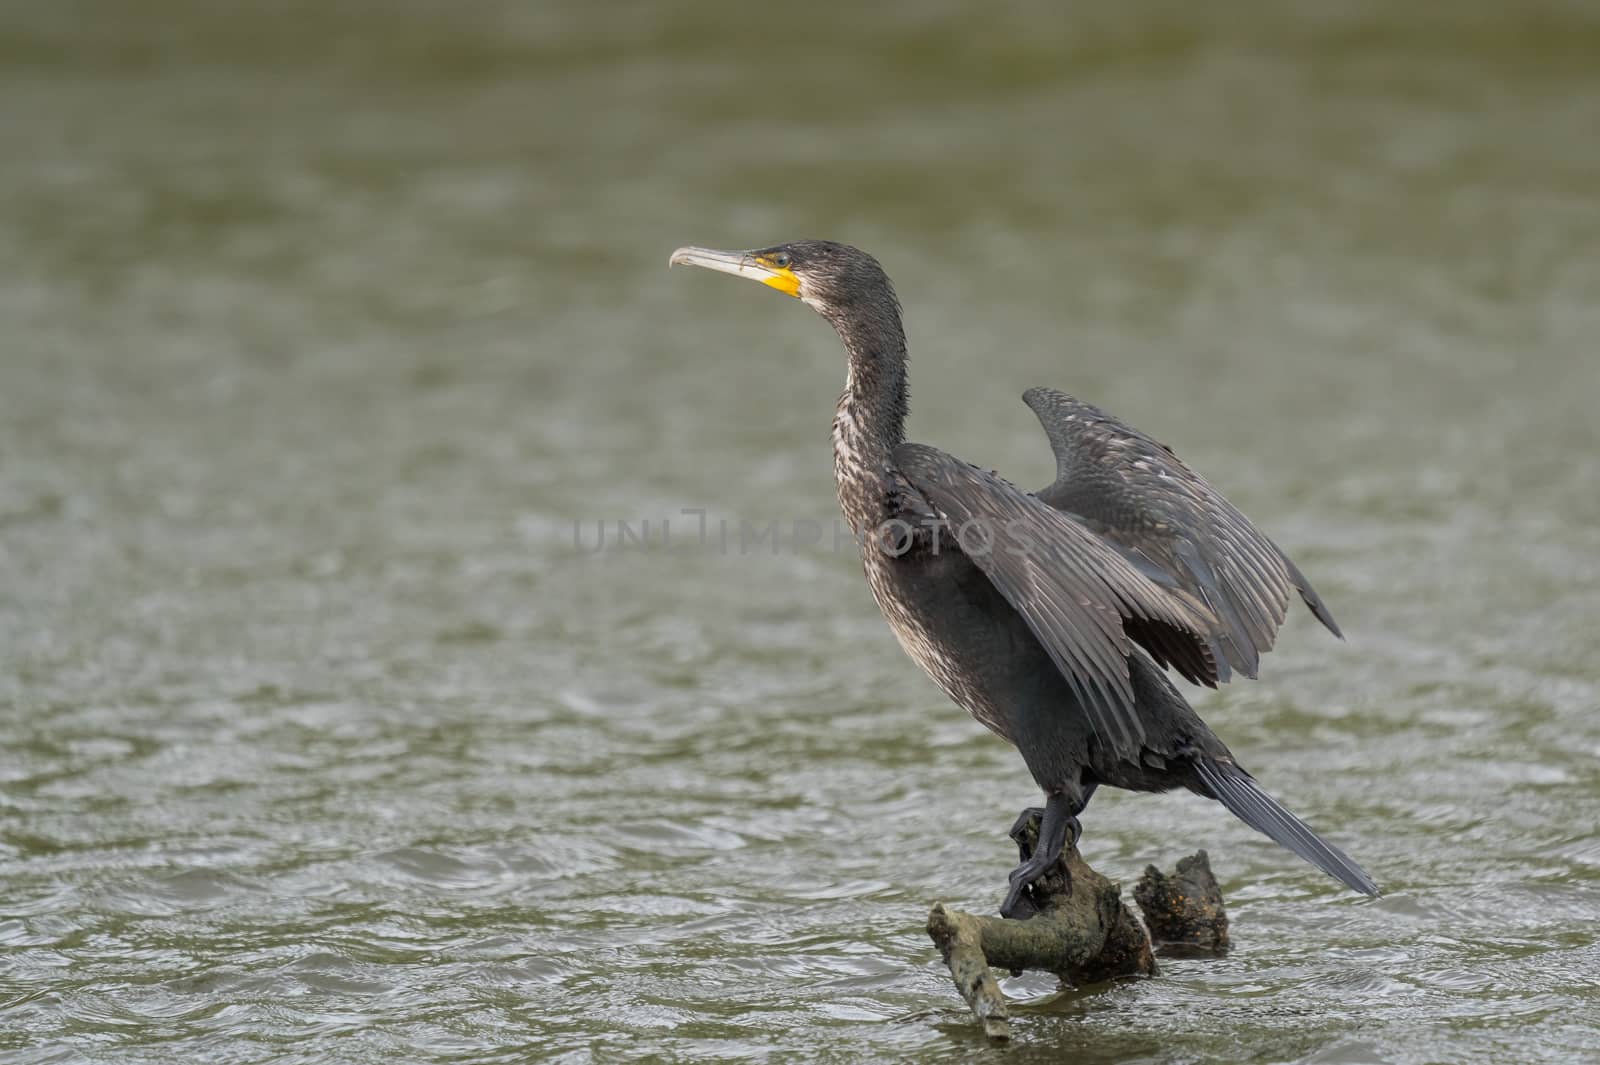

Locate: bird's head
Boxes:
[669,240,896,320]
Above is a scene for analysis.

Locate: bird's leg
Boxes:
[1009,784,1099,858]
[1000,793,1073,919]
[1070,783,1097,846]
[1000,785,1100,918]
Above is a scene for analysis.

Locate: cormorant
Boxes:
[670,240,1378,916]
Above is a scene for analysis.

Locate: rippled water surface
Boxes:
[3,2,1599,1061]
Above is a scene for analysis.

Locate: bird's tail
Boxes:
[1193,756,1379,897]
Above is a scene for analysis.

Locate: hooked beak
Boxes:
[668,245,801,298]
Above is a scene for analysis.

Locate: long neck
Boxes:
[827,302,909,531]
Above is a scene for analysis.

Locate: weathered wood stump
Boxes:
[1134,849,1229,957]
[926,813,1228,1041]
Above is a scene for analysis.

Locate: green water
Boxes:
[3,2,1598,1061]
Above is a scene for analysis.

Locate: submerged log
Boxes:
[926,813,1228,1041]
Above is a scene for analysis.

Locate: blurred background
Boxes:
[3,1,1598,1062]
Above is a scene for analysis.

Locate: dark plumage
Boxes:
[670,239,1377,914]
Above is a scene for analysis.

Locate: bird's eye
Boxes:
[773,252,791,268]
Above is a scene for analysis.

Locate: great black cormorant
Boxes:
[670,240,1378,916]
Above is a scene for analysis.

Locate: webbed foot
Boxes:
[999,794,1080,919]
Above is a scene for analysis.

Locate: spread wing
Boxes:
[1021,387,1341,683]
[893,442,1220,762]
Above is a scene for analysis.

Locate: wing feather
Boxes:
[893,443,1218,761]
[1022,388,1341,679]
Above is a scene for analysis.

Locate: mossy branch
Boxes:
[925,814,1229,1042]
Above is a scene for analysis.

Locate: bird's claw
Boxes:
[999,797,1082,918]
[1008,806,1045,858]
[999,856,1072,919]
